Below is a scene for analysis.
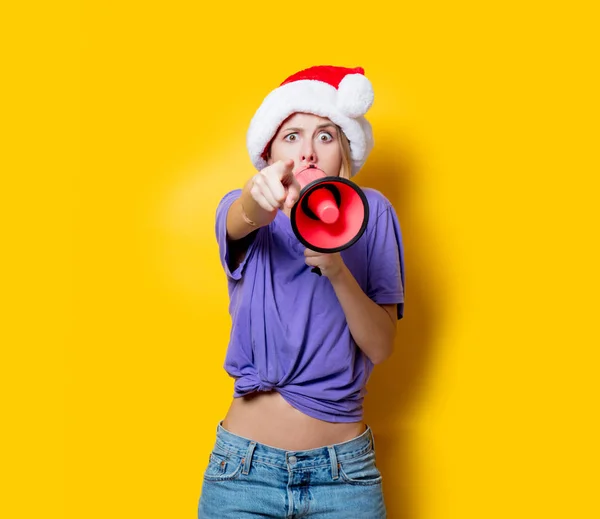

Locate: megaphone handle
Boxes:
[311,266,322,276]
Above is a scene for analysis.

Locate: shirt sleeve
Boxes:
[366,201,406,319]
[215,189,260,281]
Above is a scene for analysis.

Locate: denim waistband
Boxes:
[212,421,376,472]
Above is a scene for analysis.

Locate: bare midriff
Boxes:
[221,390,366,451]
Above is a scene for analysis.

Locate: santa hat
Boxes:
[246,65,375,177]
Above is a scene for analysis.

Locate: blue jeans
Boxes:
[198,421,386,518]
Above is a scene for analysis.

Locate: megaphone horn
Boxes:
[302,183,342,224]
[290,176,370,276]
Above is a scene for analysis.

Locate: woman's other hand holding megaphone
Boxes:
[303,248,345,280]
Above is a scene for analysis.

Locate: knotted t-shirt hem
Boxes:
[231,375,364,423]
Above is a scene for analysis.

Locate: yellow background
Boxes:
[3,1,599,518]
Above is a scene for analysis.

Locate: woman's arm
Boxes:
[330,265,397,365]
[304,251,397,364]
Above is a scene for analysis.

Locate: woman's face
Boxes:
[267,113,343,178]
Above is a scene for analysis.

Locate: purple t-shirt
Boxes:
[215,187,405,422]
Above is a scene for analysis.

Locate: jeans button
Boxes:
[288,455,297,465]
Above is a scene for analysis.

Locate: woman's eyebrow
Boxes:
[281,124,337,133]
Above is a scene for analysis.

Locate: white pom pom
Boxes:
[336,74,374,118]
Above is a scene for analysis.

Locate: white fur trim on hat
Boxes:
[246,78,374,177]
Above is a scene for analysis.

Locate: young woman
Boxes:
[198,65,405,518]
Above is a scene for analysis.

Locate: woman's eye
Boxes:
[318,132,333,142]
[284,133,298,142]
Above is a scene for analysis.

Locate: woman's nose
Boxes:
[300,147,316,164]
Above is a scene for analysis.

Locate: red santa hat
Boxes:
[246,65,375,177]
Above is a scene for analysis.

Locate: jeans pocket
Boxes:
[338,450,383,486]
[203,445,245,482]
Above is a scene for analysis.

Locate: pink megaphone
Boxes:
[290,167,370,276]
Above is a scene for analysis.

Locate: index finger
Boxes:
[303,248,320,257]
[284,174,301,208]
[274,159,294,180]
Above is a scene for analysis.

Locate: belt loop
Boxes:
[327,446,339,480]
[368,425,376,452]
[242,441,256,475]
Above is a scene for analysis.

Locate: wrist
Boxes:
[239,185,274,228]
[327,261,350,285]
[239,197,258,227]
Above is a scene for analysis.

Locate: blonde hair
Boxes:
[337,127,352,180]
